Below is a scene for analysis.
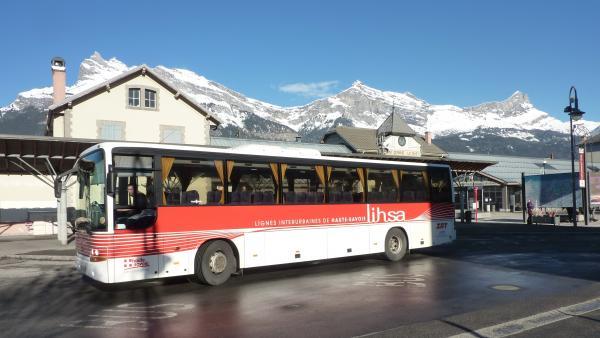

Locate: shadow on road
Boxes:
[416,222,600,283]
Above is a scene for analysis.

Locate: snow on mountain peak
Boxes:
[507,90,530,104]
[2,53,598,145]
[76,52,131,86]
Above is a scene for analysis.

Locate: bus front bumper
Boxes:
[76,253,110,283]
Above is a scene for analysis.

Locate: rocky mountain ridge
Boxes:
[1,52,597,158]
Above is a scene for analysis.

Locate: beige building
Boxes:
[0,57,220,222]
[47,57,220,143]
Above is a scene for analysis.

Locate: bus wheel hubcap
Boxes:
[390,236,401,253]
[209,251,227,274]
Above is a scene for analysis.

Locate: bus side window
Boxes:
[429,167,452,203]
[328,167,365,204]
[282,164,325,204]
[366,168,399,203]
[228,162,276,205]
[400,170,430,202]
[114,172,156,229]
[163,158,223,206]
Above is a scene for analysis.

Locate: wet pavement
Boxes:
[2,222,600,337]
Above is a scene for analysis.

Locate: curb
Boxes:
[0,254,75,262]
[0,235,59,242]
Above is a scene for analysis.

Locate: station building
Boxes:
[319,113,577,213]
[446,152,573,212]
[585,130,600,172]
[584,130,600,206]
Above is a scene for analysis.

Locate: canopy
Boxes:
[0,134,97,176]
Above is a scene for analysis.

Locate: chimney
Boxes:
[51,57,66,104]
[425,131,432,145]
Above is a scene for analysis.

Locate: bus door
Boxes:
[111,155,160,282]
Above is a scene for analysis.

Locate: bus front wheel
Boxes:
[384,228,408,261]
[195,240,237,286]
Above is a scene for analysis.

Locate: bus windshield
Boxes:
[76,150,107,232]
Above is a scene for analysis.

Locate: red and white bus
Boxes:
[67,142,455,285]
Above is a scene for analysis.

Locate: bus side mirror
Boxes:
[106,166,117,196]
[79,179,85,199]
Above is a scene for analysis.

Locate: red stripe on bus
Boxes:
[76,203,453,258]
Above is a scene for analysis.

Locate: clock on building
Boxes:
[397,136,406,146]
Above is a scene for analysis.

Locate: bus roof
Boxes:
[80,141,451,169]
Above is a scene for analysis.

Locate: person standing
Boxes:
[526,199,534,224]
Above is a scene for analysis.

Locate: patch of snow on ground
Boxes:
[501,130,539,141]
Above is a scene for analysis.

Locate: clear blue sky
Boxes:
[1,0,599,122]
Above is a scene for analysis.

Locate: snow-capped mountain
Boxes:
[0,53,130,114]
[1,52,597,158]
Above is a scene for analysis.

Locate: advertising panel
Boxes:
[590,172,600,206]
[524,173,582,208]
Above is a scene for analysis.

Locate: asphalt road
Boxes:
[3,222,600,338]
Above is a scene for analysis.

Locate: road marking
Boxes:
[61,302,194,331]
[353,273,426,287]
[60,320,148,331]
[489,284,521,291]
[448,297,600,338]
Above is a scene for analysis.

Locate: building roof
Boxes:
[323,126,378,153]
[587,133,600,145]
[46,65,221,135]
[413,136,447,157]
[448,152,575,184]
[323,126,445,157]
[211,137,352,154]
[376,111,416,137]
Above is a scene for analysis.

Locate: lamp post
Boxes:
[575,125,591,225]
[543,160,547,175]
[564,86,585,227]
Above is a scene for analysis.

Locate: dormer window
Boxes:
[145,89,156,108]
[128,88,140,107]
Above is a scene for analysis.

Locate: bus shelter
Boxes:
[0,134,97,244]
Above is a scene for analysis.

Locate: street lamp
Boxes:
[564,86,585,227]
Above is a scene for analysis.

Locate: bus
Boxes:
[64,142,455,285]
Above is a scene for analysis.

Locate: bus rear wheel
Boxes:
[384,228,408,261]
[195,240,237,286]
